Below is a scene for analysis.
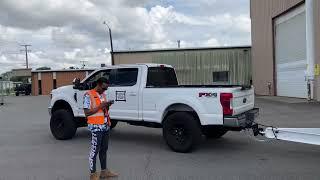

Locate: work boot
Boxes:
[90,172,99,180]
[100,169,119,179]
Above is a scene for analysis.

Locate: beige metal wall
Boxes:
[314,0,320,101]
[151,49,251,85]
[113,53,153,64]
[113,47,252,86]
[251,0,320,100]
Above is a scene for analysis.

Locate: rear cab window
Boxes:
[146,67,178,87]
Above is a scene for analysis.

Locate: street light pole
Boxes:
[103,21,115,65]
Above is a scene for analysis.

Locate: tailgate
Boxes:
[232,88,255,115]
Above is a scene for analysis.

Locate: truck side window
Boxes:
[147,67,178,87]
[109,68,138,87]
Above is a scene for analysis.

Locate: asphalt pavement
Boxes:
[0,96,320,180]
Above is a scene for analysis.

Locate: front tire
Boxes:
[163,112,202,153]
[50,109,77,140]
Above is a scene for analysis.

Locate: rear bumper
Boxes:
[223,108,259,128]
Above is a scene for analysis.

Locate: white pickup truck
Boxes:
[49,64,259,152]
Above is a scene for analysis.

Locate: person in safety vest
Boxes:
[83,77,118,180]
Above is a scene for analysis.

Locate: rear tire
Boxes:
[163,112,202,153]
[203,126,228,139]
[50,109,77,140]
[15,92,19,96]
[110,120,118,129]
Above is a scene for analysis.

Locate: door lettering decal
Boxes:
[116,91,126,101]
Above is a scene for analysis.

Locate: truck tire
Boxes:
[50,109,77,140]
[15,92,19,96]
[203,126,228,139]
[110,120,118,129]
[163,112,202,153]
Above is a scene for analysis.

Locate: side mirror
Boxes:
[73,78,81,89]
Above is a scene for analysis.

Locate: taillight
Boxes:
[220,93,233,116]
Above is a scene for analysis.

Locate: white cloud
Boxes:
[0,0,251,74]
[204,38,220,47]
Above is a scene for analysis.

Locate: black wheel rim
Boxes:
[53,117,64,136]
[170,125,190,145]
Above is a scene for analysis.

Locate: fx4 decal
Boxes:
[199,92,217,98]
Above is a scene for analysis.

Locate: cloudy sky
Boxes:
[0,0,251,74]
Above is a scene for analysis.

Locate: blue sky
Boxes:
[0,0,251,74]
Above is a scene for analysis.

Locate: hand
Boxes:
[100,101,109,109]
[108,100,115,105]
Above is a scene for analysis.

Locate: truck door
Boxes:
[107,68,140,121]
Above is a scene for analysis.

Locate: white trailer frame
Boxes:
[261,128,320,145]
[250,123,320,146]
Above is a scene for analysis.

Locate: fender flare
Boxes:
[51,96,77,116]
[159,98,205,124]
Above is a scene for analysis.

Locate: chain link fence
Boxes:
[0,81,15,105]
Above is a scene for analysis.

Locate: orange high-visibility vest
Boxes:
[86,89,111,126]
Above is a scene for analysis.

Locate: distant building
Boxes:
[31,69,94,95]
[1,68,32,82]
[11,68,32,77]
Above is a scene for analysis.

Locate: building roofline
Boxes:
[113,45,251,54]
[12,68,32,71]
[31,69,96,73]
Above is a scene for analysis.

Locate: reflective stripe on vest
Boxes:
[86,90,111,125]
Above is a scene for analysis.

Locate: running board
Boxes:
[263,128,320,146]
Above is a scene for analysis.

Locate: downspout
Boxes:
[306,0,315,100]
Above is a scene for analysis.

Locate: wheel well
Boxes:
[162,103,200,124]
[52,100,73,114]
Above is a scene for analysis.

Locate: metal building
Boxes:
[251,0,320,100]
[113,46,252,86]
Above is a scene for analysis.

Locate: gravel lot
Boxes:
[0,96,320,180]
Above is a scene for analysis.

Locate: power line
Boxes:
[20,44,32,69]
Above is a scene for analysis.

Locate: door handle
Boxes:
[128,92,137,96]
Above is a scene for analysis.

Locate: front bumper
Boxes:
[223,108,259,128]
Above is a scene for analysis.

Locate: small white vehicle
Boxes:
[49,64,259,152]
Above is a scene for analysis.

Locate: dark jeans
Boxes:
[89,130,109,173]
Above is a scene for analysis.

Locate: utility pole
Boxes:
[177,40,181,48]
[20,44,31,69]
[103,21,114,65]
[80,60,87,69]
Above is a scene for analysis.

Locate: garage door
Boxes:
[275,5,307,98]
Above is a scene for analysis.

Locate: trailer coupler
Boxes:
[250,123,265,137]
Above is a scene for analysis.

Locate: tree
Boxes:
[36,66,51,70]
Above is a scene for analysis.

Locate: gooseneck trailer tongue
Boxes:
[251,124,320,146]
